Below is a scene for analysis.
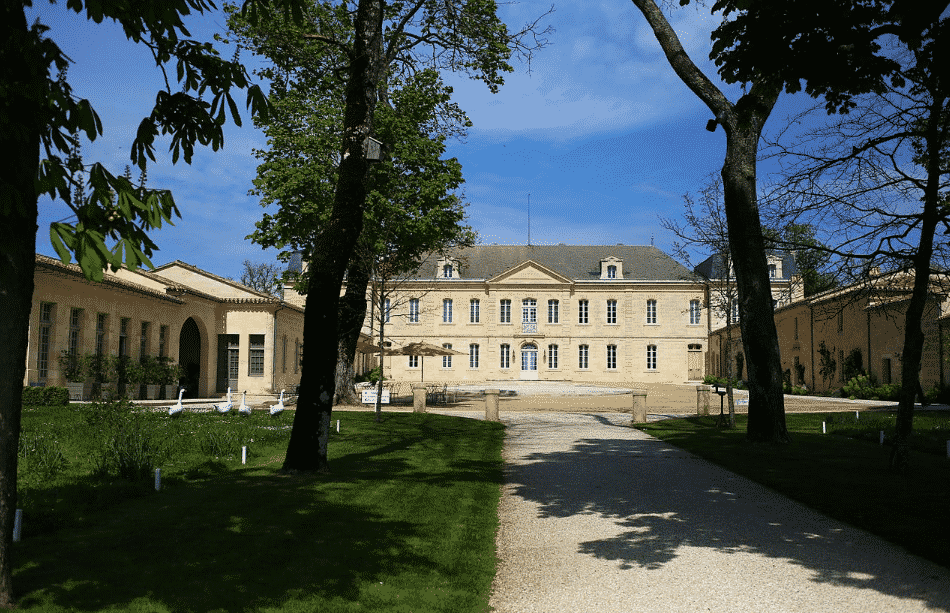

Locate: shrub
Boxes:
[702,375,746,389]
[18,432,68,480]
[841,375,902,401]
[22,386,69,407]
[81,398,169,481]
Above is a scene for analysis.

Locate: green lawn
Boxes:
[636,411,950,569]
[13,402,504,612]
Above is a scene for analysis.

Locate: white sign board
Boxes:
[361,389,391,404]
[736,398,749,406]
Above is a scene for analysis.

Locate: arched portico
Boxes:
[179,317,202,398]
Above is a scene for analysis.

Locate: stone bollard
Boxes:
[412,384,427,414]
[484,389,500,422]
[696,385,711,416]
[631,389,647,423]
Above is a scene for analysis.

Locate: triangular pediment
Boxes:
[488,260,573,285]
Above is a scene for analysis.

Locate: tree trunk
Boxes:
[629,0,788,443]
[721,97,789,443]
[890,94,945,471]
[334,258,370,405]
[282,0,384,473]
[0,4,45,606]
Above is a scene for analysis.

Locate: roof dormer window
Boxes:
[443,264,454,278]
[600,256,623,280]
[437,257,459,279]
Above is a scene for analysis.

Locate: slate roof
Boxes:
[408,244,698,281]
[694,251,799,281]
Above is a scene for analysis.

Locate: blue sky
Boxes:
[29,0,814,281]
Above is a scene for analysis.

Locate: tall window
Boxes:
[282,335,287,372]
[384,298,390,323]
[578,344,589,369]
[96,313,107,355]
[794,317,799,341]
[443,264,453,278]
[606,344,617,370]
[409,298,419,323]
[443,299,453,323]
[442,343,453,368]
[69,308,82,356]
[500,344,510,369]
[837,310,843,333]
[548,344,558,369]
[159,325,168,358]
[470,299,480,323]
[646,345,657,370]
[578,299,589,324]
[607,299,617,324]
[768,263,777,278]
[409,355,419,368]
[500,299,511,323]
[249,334,265,375]
[294,339,300,374]
[646,299,657,324]
[140,321,150,359]
[607,264,617,279]
[522,299,537,322]
[689,300,701,325]
[38,303,54,379]
[547,300,559,324]
[119,317,129,357]
[469,344,479,368]
[730,301,739,323]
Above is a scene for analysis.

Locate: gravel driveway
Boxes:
[487,412,950,613]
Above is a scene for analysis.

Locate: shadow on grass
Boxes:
[502,416,950,611]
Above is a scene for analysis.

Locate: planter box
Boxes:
[163,385,178,400]
[64,381,93,401]
[145,385,161,400]
[98,383,118,400]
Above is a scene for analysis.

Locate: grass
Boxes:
[636,410,950,569]
[13,402,504,612]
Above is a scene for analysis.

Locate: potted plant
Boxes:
[58,350,92,401]
[122,358,146,400]
[159,357,182,400]
[89,353,120,400]
[141,355,163,399]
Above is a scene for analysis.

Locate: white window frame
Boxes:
[547,300,559,324]
[646,345,657,370]
[689,300,701,325]
[606,344,617,370]
[607,264,616,279]
[470,299,480,323]
[500,344,510,369]
[443,299,453,323]
[442,343,453,368]
[548,344,558,369]
[578,344,589,369]
[607,299,617,325]
[409,298,420,323]
[409,355,419,368]
[578,299,589,324]
[500,299,511,324]
[384,298,390,323]
[469,344,479,368]
[646,299,657,324]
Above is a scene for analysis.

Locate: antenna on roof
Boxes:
[651,235,654,247]
[527,193,531,246]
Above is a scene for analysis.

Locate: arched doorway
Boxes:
[179,318,201,398]
[520,343,538,381]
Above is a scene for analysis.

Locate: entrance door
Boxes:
[688,344,703,380]
[179,318,201,398]
[520,344,538,380]
[216,334,239,393]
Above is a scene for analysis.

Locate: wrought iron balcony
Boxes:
[522,322,538,334]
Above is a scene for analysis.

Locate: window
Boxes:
[38,302,54,379]
[294,339,300,374]
[548,300,559,324]
[443,264,453,278]
[443,299,453,323]
[409,355,419,368]
[548,344,558,369]
[384,298,390,323]
[838,349,844,382]
[159,325,168,358]
[607,299,617,324]
[249,334,265,375]
[409,298,420,323]
[578,299,589,324]
[730,301,739,323]
[119,317,129,357]
[607,264,617,279]
[578,344,589,369]
[469,344,479,368]
[69,308,82,356]
[442,343,453,368]
[96,313,107,356]
[470,299,480,323]
[687,300,700,325]
[500,344,511,369]
[500,299,511,323]
[768,263,777,278]
[794,317,799,341]
[607,344,617,370]
[646,345,657,370]
[140,321,150,359]
[646,299,657,324]
[282,335,287,373]
[522,299,537,323]
[837,310,843,333]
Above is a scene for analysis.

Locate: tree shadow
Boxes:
[504,421,950,609]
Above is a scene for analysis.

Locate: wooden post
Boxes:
[412,384,427,413]
[696,385,711,416]
[484,389,500,422]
